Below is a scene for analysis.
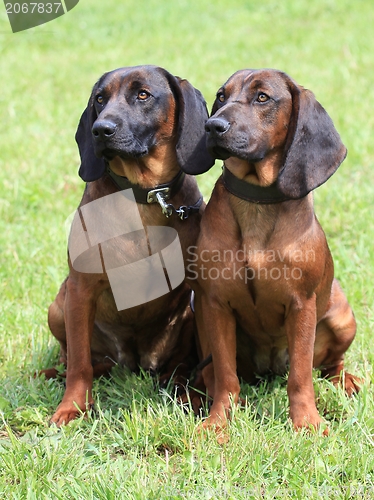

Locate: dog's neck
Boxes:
[225,156,280,187]
[222,166,289,204]
[230,190,314,249]
[108,145,180,188]
[221,163,315,249]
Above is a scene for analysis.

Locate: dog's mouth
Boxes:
[209,145,232,160]
[208,145,265,164]
[207,134,251,162]
[96,146,149,161]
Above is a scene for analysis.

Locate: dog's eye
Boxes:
[96,95,104,104]
[257,93,270,103]
[217,92,225,103]
[138,90,151,100]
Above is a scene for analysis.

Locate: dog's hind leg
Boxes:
[314,279,362,395]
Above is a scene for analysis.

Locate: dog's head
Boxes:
[76,65,214,182]
[203,69,347,199]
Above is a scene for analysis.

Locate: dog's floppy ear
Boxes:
[75,82,106,182]
[163,71,215,175]
[278,80,347,199]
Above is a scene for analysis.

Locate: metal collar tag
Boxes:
[146,187,171,204]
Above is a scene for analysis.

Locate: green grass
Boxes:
[1,0,374,497]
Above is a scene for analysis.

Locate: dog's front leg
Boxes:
[50,276,96,426]
[286,294,324,432]
[198,293,240,429]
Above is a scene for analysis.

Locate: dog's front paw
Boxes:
[198,415,229,444]
[50,400,94,427]
[290,406,328,435]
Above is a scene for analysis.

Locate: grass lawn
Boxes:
[1,0,374,498]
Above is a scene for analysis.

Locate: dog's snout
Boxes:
[92,120,117,140]
[205,117,231,136]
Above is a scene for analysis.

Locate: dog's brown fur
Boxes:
[42,66,213,426]
[188,69,361,433]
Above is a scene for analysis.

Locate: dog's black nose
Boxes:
[92,120,117,140]
[205,117,231,136]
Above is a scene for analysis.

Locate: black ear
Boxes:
[278,81,347,199]
[163,71,215,175]
[75,83,107,182]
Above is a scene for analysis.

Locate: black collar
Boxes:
[105,165,202,219]
[222,166,290,204]
[106,166,185,205]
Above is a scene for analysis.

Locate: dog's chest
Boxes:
[215,239,292,373]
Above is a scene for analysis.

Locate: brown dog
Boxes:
[188,69,361,432]
[42,65,213,426]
